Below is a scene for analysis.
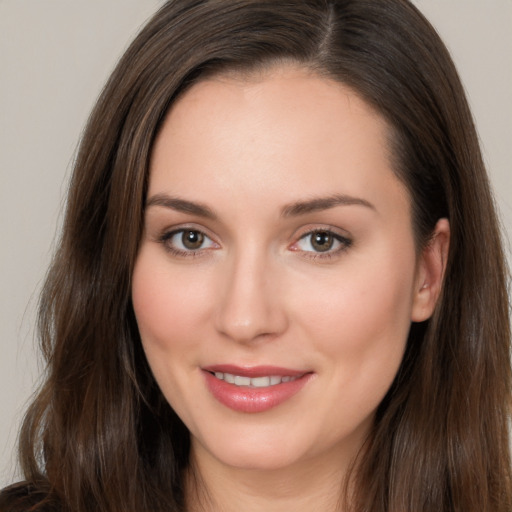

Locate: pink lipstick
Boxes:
[202,365,313,413]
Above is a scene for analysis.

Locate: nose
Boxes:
[214,249,288,344]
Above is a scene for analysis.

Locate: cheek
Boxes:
[303,254,413,323]
[131,247,218,425]
[294,246,416,386]
[131,248,211,358]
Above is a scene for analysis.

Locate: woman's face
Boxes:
[132,67,440,472]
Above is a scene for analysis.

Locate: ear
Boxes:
[411,218,450,322]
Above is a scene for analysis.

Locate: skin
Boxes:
[132,66,449,511]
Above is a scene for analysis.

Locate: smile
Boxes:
[202,366,313,413]
[211,372,299,387]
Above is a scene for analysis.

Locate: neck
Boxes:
[185,441,359,512]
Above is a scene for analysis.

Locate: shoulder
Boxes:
[0,482,59,512]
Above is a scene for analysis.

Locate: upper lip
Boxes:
[202,364,309,378]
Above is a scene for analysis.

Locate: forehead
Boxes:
[148,65,409,222]
[161,65,387,151]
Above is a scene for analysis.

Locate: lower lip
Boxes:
[203,371,312,413]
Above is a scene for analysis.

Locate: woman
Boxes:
[1,0,510,511]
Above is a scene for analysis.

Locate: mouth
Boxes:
[202,365,313,413]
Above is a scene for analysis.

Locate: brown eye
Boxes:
[161,228,216,255]
[182,230,205,249]
[294,229,351,256]
[311,231,334,252]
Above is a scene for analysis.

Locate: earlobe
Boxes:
[411,218,450,322]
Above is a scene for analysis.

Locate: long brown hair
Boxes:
[1,1,510,511]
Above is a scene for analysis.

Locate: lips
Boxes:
[202,365,313,413]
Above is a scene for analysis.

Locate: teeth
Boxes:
[212,372,298,387]
[234,376,251,386]
[251,376,270,387]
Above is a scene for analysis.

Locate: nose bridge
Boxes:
[214,243,287,343]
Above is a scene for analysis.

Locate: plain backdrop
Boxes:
[1,0,511,487]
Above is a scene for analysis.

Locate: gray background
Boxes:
[1,0,511,486]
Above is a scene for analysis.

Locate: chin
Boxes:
[213,447,306,472]
[191,424,317,472]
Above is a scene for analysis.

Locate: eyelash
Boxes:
[292,229,352,261]
[158,227,352,260]
[159,228,218,258]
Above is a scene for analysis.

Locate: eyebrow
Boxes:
[146,194,217,219]
[145,192,375,219]
[281,194,375,217]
